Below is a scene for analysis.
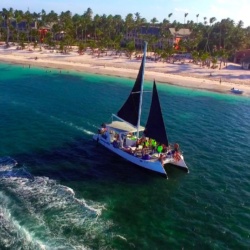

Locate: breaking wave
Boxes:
[0,157,111,249]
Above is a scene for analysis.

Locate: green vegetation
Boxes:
[1,7,250,63]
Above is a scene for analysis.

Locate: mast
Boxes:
[136,41,147,138]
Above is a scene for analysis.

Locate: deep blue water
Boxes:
[0,62,249,249]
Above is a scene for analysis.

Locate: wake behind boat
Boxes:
[93,42,188,178]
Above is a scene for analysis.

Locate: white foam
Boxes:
[74,197,106,217]
[114,234,128,241]
[0,157,17,172]
[0,170,109,249]
[0,156,110,248]
[50,115,94,135]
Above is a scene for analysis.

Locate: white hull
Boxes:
[231,88,243,94]
[93,134,188,177]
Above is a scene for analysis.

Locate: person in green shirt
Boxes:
[157,144,163,155]
[151,139,157,154]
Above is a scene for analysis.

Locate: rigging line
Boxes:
[131,91,151,94]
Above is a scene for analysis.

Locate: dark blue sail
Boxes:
[144,81,169,146]
[117,56,144,127]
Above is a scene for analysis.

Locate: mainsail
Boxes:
[117,56,144,127]
[144,81,169,146]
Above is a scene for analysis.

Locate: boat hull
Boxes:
[93,134,189,177]
[231,88,243,94]
[163,156,189,173]
[93,134,168,177]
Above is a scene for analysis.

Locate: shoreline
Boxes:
[1,46,250,96]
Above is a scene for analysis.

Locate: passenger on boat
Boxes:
[151,139,157,153]
[98,123,107,134]
[172,143,179,153]
[140,136,146,145]
[141,144,147,156]
[144,139,149,148]
[123,147,134,155]
[157,144,163,155]
[159,153,165,165]
[172,143,181,161]
[112,140,119,148]
[142,154,150,160]
[135,138,140,148]
[162,144,168,153]
[166,144,173,157]
[127,132,133,137]
[134,138,140,154]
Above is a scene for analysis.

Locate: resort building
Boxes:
[0,20,37,31]
[169,28,192,50]
[124,26,192,49]
[234,49,250,64]
[0,19,37,41]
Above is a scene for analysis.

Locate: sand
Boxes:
[1,44,250,96]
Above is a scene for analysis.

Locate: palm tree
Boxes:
[191,51,199,64]
[200,51,210,67]
[124,13,135,45]
[134,12,142,45]
[85,8,93,18]
[23,10,33,42]
[126,40,135,59]
[204,17,216,52]
[105,15,115,46]
[150,17,158,26]
[209,17,216,26]
[59,11,74,49]
[237,20,244,29]
[184,13,188,24]
[1,8,14,47]
[41,9,46,26]
[113,14,123,36]
[160,19,171,48]
[168,13,173,23]
[32,11,40,40]
[196,14,199,23]
[93,14,101,41]
[41,10,58,42]
[134,12,141,23]
[13,10,23,43]
[112,33,123,55]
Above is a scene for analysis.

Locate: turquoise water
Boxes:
[0,62,249,249]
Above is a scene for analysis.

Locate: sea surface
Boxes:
[0,62,249,250]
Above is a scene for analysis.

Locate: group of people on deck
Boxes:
[159,143,181,165]
[135,137,168,157]
[109,129,181,164]
[123,135,181,162]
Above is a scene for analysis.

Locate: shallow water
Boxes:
[0,62,249,249]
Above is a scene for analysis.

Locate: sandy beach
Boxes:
[1,44,250,96]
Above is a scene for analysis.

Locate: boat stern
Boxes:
[163,154,189,173]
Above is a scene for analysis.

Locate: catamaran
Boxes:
[93,42,188,178]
